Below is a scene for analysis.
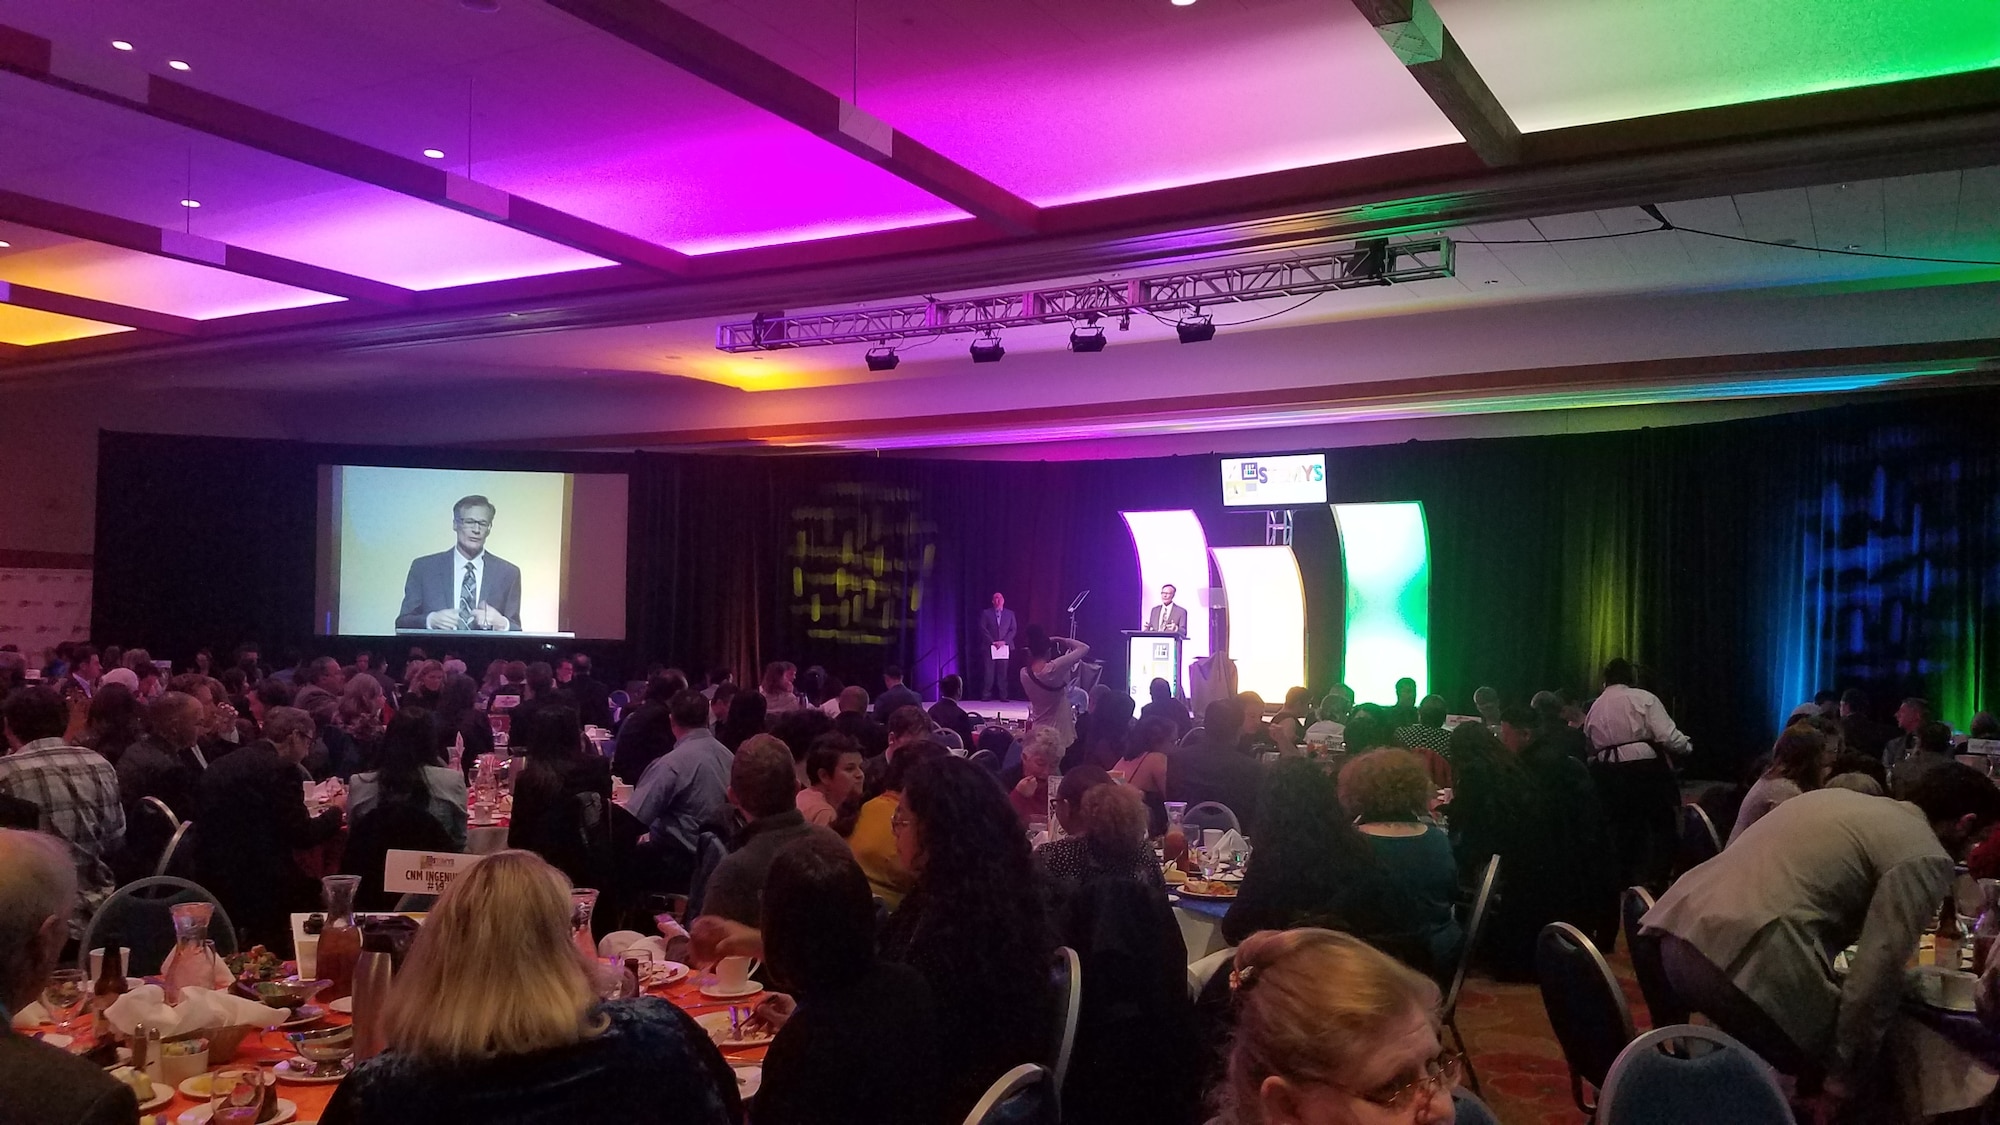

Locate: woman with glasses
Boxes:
[1220,928,1496,1125]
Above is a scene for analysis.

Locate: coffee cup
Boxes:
[89,946,132,981]
[715,956,757,992]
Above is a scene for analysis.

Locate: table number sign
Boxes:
[384,850,486,895]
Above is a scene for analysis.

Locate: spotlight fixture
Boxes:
[969,334,1005,363]
[179,198,201,208]
[1068,324,1107,353]
[111,40,134,51]
[167,59,190,71]
[422,148,446,159]
[1176,315,1215,344]
[865,345,900,372]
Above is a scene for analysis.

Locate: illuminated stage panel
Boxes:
[1121,510,1211,692]
[1333,502,1430,707]
[1210,546,1306,703]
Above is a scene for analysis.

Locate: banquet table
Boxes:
[1171,893,1231,964]
[31,968,769,1124]
[465,817,510,855]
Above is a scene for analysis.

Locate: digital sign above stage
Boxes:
[1220,454,1327,508]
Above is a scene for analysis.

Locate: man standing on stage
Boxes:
[1146,584,1189,637]
[979,592,1017,702]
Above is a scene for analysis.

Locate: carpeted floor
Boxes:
[1453,952,1651,1125]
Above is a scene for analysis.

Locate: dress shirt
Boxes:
[1642,788,1950,1079]
[795,786,837,827]
[628,727,733,853]
[1583,683,1692,762]
[0,738,124,936]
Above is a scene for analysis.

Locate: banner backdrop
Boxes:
[0,568,92,657]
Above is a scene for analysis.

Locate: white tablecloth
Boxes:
[467,824,510,855]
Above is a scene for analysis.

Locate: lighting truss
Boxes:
[715,236,1452,352]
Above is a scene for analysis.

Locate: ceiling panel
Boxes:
[0,223,343,319]
[1435,0,2000,132]
[0,303,130,347]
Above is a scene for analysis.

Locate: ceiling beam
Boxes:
[542,0,1040,236]
[0,280,199,335]
[0,23,691,276]
[1348,0,1521,164]
[0,189,414,307]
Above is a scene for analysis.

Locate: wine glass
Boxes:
[40,969,88,1037]
[210,1066,264,1125]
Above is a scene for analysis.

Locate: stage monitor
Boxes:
[313,465,628,639]
[1220,454,1326,508]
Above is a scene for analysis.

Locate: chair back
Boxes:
[140,795,182,831]
[393,892,438,911]
[1445,855,1501,1018]
[968,749,999,771]
[343,803,455,911]
[1621,886,1688,1026]
[1536,921,1636,1111]
[935,727,966,751]
[153,820,197,879]
[1597,1024,1797,1124]
[960,1064,1052,1125]
[1679,804,1722,869]
[1050,947,1081,1093]
[679,831,730,924]
[78,877,238,975]
[1178,726,1206,749]
[1182,802,1240,834]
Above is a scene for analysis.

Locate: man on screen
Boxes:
[394,495,523,632]
[1146,584,1188,638]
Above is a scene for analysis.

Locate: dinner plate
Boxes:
[1175,885,1240,902]
[115,1075,174,1112]
[178,1074,214,1099]
[640,961,690,988]
[31,1032,72,1050]
[277,1005,325,1029]
[326,997,352,1015]
[696,1010,775,1048]
[732,1065,763,1100]
[275,1058,351,1084]
[177,1098,297,1124]
[698,981,764,1000]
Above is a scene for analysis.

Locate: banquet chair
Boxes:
[962,1063,1053,1125]
[79,877,238,975]
[1621,886,1689,1027]
[141,795,182,832]
[1679,804,1722,871]
[152,820,197,879]
[1596,1024,1796,1125]
[1049,947,1081,1102]
[968,749,999,771]
[1181,802,1240,834]
[1536,922,1637,1115]
[1178,726,1206,749]
[677,832,729,923]
[1443,855,1502,1093]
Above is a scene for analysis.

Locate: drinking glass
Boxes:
[210,1067,264,1125]
[41,968,88,1036]
[571,889,600,959]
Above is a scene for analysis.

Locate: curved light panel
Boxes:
[1121,510,1211,692]
[1210,545,1306,702]
[1332,502,1431,706]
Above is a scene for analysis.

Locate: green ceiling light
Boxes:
[1333,501,1431,706]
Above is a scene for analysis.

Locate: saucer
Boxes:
[698,980,764,1000]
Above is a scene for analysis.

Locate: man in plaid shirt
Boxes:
[0,685,125,938]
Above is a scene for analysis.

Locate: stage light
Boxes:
[865,346,900,371]
[0,241,10,248]
[1069,324,1107,353]
[969,335,1004,363]
[422,148,446,159]
[179,199,201,208]
[1176,316,1215,344]
[168,59,190,71]
[1332,502,1430,707]
[111,40,133,51]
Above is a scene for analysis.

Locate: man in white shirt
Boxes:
[1583,657,1691,893]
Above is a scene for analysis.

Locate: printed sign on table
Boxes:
[384,849,485,895]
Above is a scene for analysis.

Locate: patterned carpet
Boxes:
[1453,952,1650,1125]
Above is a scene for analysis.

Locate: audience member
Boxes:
[847,741,949,909]
[714,689,769,752]
[1386,676,1419,727]
[508,703,614,891]
[565,654,613,731]
[195,705,346,946]
[708,682,736,727]
[78,681,146,768]
[1020,625,1089,757]
[1077,689,1136,771]
[769,706,834,788]
[349,709,469,850]
[322,850,737,1125]
[1034,768,1164,914]
[1583,657,1690,893]
[629,690,735,882]
[701,735,837,926]
[926,674,974,747]
[1881,696,1932,768]
[760,662,802,715]
[1165,697,1264,835]
[1889,720,1956,798]
[610,674,681,786]
[1138,677,1193,737]
[0,686,125,939]
[1338,749,1463,979]
[1392,695,1454,788]
[796,733,864,828]
[1219,760,1394,955]
[0,828,141,1124]
[114,691,208,847]
[1007,725,1062,824]
[831,686,888,758]
[1824,752,1888,797]
[1473,685,1503,730]
[432,672,495,771]
[1110,714,1173,835]
[873,666,921,722]
[1728,725,1824,845]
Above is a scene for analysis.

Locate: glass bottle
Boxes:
[1973,879,2000,975]
[162,902,223,1003]
[317,875,363,1001]
[571,889,600,960]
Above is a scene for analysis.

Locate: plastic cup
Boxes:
[89,946,132,980]
[295,935,319,980]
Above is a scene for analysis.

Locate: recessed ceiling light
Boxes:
[167,59,190,71]
[422,148,446,159]
[0,240,11,248]
[111,40,134,51]
[179,198,201,208]
[1171,0,1197,6]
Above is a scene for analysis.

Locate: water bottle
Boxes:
[351,929,397,1061]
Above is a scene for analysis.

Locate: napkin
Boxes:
[10,1000,47,1028]
[1214,829,1248,862]
[599,931,671,962]
[104,985,286,1038]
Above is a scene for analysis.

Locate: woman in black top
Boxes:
[715,690,769,752]
[433,672,495,775]
[1034,766,1165,916]
[508,703,614,891]
[751,835,942,1125]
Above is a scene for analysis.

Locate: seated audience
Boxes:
[760,662,802,715]
[715,689,769,754]
[1007,725,1062,824]
[832,686,888,758]
[432,672,495,771]
[1138,677,1193,738]
[1268,686,1314,750]
[1077,689,1136,771]
[926,674,974,747]
[1303,688,1352,749]
[1166,697,1265,835]
[508,704,614,891]
[1824,752,1888,796]
[770,707,834,788]
[610,673,681,786]
[749,835,942,1125]
[1217,928,1497,1125]
[0,828,141,1124]
[1728,725,1825,844]
[1880,696,1931,768]
[873,665,921,722]
[0,686,124,939]
[1035,768,1165,915]
[795,733,864,828]
[322,850,737,1125]
[1392,695,1455,788]
[78,682,146,767]
[1338,749,1463,978]
[403,659,446,711]
[702,735,838,926]
[708,682,737,728]
[349,710,470,849]
[629,691,735,882]
[116,691,209,822]
[1889,720,1956,798]
[846,741,950,909]
[1643,763,2000,1114]
[196,705,347,947]
[1110,714,1173,835]
[566,653,613,731]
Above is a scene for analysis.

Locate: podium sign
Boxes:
[1125,630,1185,697]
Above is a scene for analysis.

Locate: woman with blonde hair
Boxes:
[1221,928,1496,1125]
[320,850,737,1124]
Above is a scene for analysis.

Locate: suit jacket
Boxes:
[874,684,922,722]
[1164,742,1264,836]
[1145,603,1189,637]
[0,1029,139,1125]
[396,550,523,630]
[195,740,344,946]
[979,608,1017,646]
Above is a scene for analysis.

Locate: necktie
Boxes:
[460,561,476,629]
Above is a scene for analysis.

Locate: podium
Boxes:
[1124,630,1185,698]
